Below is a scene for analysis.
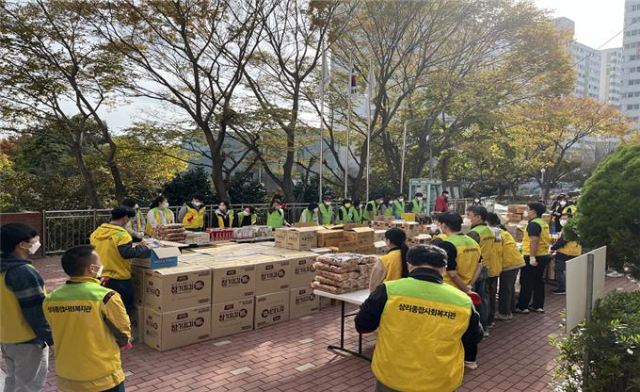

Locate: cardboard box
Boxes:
[144,266,212,312]
[508,205,528,214]
[400,213,416,222]
[254,291,289,329]
[338,241,359,253]
[288,256,317,288]
[274,228,292,248]
[317,230,344,248]
[131,247,181,269]
[211,298,254,339]
[343,223,366,230]
[144,305,211,351]
[255,259,291,295]
[286,229,318,251]
[374,230,387,242]
[310,247,332,255]
[211,264,256,302]
[374,241,389,255]
[289,287,319,319]
[132,305,145,342]
[343,227,375,243]
[355,245,376,254]
[131,266,146,306]
[508,213,523,223]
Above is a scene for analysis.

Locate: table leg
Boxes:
[327,300,371,362]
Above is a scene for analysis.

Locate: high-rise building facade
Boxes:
[599,48,624,109]
[622,0,640,124]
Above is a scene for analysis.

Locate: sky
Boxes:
[533,0,626,50]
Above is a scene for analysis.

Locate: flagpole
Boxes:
[345,53,353,200]
[319,41,326,203]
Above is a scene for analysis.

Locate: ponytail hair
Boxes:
[385,228,409,278]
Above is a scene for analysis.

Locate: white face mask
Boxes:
[161,202,169,209]
[324,201,331,206]
[314,208,319,213]
[560,220,568,227]
[560,201,567,207]
[416,197,422,201]
[244,210,251,215]
[93,264,104,278]
[134,204,139,209]
[345,204,352,209]
[523,211,529,218]
[27,241,41,255]
[398,198,404,202]
[193,201,202,207]
[475,199,480,203]
[429,224,438,231]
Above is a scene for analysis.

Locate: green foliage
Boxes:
[293,175,335,203]
[161,167,216,206]
[552,291,640,392]
[228,172,267,206]
[575,144,640,278]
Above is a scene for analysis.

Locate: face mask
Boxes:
[244,210,251,215]
[314,208,319,213]
[345,204,352,208]
[429,224,438,231]
[27,241,41,255]
[161,202,169,209]
[523,211,529,218]
[560,220,568,226]
[194,201,202,207]
[475,199,480,203]
[93,264,104,278]
[134,204,139,209]
[416,197,422,201]
[324,201,331,206]
[359,204,364,209]
[398,198,404,202]
[560,201,567,207]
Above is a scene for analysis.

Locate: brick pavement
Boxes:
[4,257,638,392]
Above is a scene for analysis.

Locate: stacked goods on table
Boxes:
[206,228,234,242]
[274,226,323,251]
[152,224,187,242]
[184,231,211,245]
[507,205,528,223]
[409,234,432,246]
[233,225,273,242]
[372,216,396,229]
[311,253,378,294]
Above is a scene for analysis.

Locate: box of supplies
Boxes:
[131,266,146,306]
[211,298,254,339]
[509,213,523,223]
[287,255,317,288]
[374,230,387,242]
[343,223,366,230]
[401,213,416,222]
[310,247,332,255]
[289,287,319,319]
[144,265,212,312]
[131,246,181,269]
[375,241,389,255]
[254,291,289,330]
[344,227,375,244]
[132,305,145,342]
[274,228,293,248]
[211,264,256,302]
[508,205,528,213]
[316,230,344,248]
[254,259,291,296]
[144,305,211,351]
[286,228,318,251]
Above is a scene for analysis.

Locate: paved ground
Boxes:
[3,257,638,392]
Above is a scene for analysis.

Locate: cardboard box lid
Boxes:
[374,241,387,248]
[147,264,210,276]
[292,226,324,232]
[323,225,344,230]
[347,227,374,233]
[152,247,182,259]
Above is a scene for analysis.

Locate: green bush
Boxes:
[575,143,640,279]
[552,291,640,392]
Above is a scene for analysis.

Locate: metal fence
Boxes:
[42,199,489,255]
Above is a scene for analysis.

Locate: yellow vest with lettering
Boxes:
[183,205,206,229]
[145,207,175,235]
[44,277,128,392]
[522,218,551,256]
[500,230,525,270]
[443,234,481,287]
[0,264,44,343]
[380,249,403,282]
[372,277,472,392]
[90,224,135,280]
[471,224,501,277]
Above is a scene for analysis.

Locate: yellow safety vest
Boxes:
[380,249,404,282]
[558,241,582,257]
[44,277,129,392]
[237,212,257,226]
[0,264,43,343]
[183,205,206,229]
[522,218,551,256]
[499,230,525,270]
[372,277,472,392]
[471,224,501,277]
[215,210,234,228]
[145,207,175,235]
[90,224,135,280]
[443,234,481,287]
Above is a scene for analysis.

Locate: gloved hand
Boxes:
[466,291,482,307]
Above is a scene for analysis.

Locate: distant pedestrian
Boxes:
[434,190,449,212]
[550,214,582,295]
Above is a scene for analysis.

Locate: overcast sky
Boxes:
[534,0,625,49]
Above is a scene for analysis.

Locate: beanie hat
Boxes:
[1,223,37,254]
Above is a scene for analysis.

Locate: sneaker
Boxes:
[495,313,513,321]
[606,271,624,278]
[552,290,566,295]
[488,322,497,329]
[514,308,530,314]
[464,361,478,370]
[529,307,545,313]
[483,330,490,337]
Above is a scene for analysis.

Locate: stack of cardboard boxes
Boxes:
[131,243,323,351]
[278,226,376,254]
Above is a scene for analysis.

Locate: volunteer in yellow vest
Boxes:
[267,199,289,229]
[145,195,175,235]
[299,202,320,225]
[466,205,500,328]
[123,198,146,239]
[0,223,52,392]
[392,193,406,218]
[369,228,409,291]
[516,202,552,314]
[550,214,582,295]
[486,213,525,321]
[90,207,152,316]
[178,195,207,231]
[336,199,356,225]
[44,245,132,392]
[236,206,257,227]
[364,196,384,222]
[356,245,483,392]
[410,192,425,214]
[319,195,334,225]
[212,201,234,228]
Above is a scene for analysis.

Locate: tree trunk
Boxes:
[70,141,103,209]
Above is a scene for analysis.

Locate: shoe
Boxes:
[488,322,497,329]
[514,308,530,314]
[529,307,545,313]
[495,313,513,321]
[552,290,566,295]
[606,271,624,278]
[464,361,478,370]
[483,330,490,337]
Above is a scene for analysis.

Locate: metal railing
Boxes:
[42,199,487,255]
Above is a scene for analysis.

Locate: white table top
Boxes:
[313,289,370,306]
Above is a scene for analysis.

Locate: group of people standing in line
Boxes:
[356,200,581,391]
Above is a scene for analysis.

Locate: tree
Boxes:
[574,143,640,279]
[161,167,216,207]
[0,0,129,206]
[91,0,277,202]
[228,172,267,206]
[507,96,630,201]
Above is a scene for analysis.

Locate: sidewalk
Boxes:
[7,257,639,392]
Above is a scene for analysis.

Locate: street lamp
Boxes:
[401,117,432,194]
[541,168,546,200]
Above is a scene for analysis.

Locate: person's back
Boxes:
[442,233,481,287]
[44,245,131,392]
